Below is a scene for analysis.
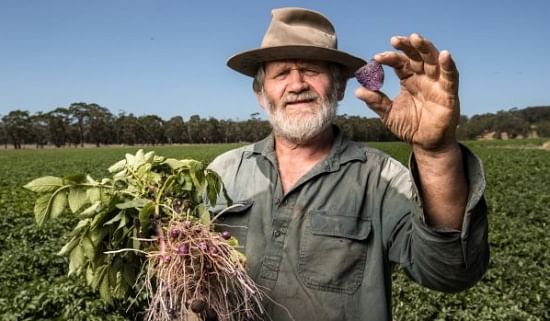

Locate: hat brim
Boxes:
[227,45,366,78]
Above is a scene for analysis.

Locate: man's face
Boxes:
[258,60,340,144]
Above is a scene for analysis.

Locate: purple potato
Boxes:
[221,231,231,240]
[169,228,180,239]
[177,243,189,255]
[355,60,384,91]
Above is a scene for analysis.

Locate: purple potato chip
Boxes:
[355,60,384,91]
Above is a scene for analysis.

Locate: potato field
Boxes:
[0,140,548,320]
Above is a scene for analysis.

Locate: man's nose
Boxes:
[287,69,309,93]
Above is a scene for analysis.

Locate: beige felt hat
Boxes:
[227,7,366,78]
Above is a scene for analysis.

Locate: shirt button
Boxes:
[274,230,282,237]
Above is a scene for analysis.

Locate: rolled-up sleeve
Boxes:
[387,144,490,292]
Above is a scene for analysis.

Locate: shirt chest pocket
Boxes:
[298,210,371,294]
[212,200,253,250]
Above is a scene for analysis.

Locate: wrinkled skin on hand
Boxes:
[355,33,460,152]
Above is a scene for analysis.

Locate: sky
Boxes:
[1,0,549,121]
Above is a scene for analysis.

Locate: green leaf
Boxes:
[68,245,85,276]
[113,169,128,180]
[103,211,123,226]
[188,162,206,190]
[122,256,140,287]
[205,170,222,206]
[144,150,155,163]
[125,152,136,167]
[23,176,64,193]
[57,236,79,256]
[68,218,91,238]
[135,149,144,162]
[163,158,186,169]
[91,265,108,291]
[86,174,98,184]
[99,270,113,305]
[108,159,127,173]
[34,194,52,226]
[230,248,247,265]
[113,275,129,299]
[50,191,68,219]
[85,265,94,286]
[91,209,110,229]
[139,201,154,233]
[68,186,89,213]
[226,236,240,247]
[115,213,128,232]
[78,202,103,218]
[136,162,152,178]
[33,189,68,226]
[81,235,96,261]
[90,227,108,247]
[115,198,149,209]
[87,187,102,203]
[63,174,87,184]
[197,204,211,226]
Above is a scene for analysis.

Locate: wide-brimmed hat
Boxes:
[227,7,366,78]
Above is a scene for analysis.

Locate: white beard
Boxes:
[263,89,338,145]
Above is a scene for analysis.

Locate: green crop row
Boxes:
[0,140,548,320]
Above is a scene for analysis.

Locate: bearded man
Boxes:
[208,7,489,321]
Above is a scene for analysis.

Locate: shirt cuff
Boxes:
[408,143,487,238]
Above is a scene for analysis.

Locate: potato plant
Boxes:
[24,149,265,321]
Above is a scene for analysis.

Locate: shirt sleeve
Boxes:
[386,144,490,292]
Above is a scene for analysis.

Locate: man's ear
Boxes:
[256,91,268,110]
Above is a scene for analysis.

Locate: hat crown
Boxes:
[226,7,366,78]
[261,8,338,49]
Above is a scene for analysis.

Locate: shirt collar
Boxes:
[250,125,367,169]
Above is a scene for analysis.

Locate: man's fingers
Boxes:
[409,33,440,79]
[355,87,393,120]
[390,36,424,74]
[374,52,413,81]
[439,50,459,94]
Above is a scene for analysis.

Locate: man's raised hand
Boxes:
[355,33,460,153]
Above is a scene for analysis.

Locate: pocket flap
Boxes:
[211,200,253,217]
[310,211,371,240]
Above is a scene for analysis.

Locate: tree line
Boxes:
[1,103,549,149]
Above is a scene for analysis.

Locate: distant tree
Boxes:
[219,120,240,143]
[463,113,494,139]
[536,120,550,137]
[456,115,470,140]
[30,112,50,148]
[204,117,222,143]
[335,115,355,139]
[138,115,165,145]
[186,115,203,144]
[116,113,139,145]
[165,116,188,144]
[518,106,550,123]
[492,110,529,138]
[47,108,71,147]
[87,104,114,146]
[68,102,89,147]
[2,110,32,149]
[0,117,6,148]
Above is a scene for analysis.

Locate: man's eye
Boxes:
[302,68,320,76]
[273,69,290,79]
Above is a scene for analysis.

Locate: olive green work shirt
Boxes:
[208,129,489,321]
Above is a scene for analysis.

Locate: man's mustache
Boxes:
[281,91,319,106]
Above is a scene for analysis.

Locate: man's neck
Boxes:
[274,127,335,194]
